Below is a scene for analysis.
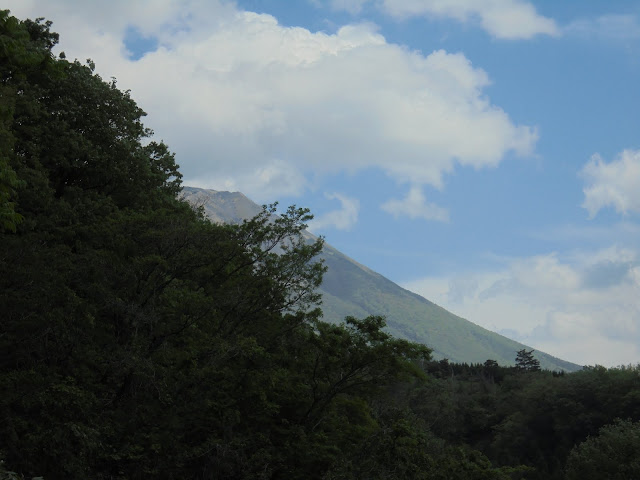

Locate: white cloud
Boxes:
[378,0,559,39]
[565,14,640,41]
[307,192,360,231]
[404,247,640,367]
[581,149,640,218]
[381,185,449,222]
[5,0,536,202]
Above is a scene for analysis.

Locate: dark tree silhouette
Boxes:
[515,349,541,372]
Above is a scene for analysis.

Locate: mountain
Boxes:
[181,186,581,372]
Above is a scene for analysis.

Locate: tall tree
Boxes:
[515,349,541,372]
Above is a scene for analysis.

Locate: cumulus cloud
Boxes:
[6,0,536,202]
[307,192,360,231]
[381,185,449,222]
[581,150,640,218]
[404,247,640,367]
[370,0,559,39]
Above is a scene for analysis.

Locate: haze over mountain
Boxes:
[182,187,580,372]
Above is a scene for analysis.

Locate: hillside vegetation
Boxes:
[2,12,638,480]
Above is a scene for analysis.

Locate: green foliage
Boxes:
[564,418,640,479]
[515,349,541,372]
[0,459,42,480]
[325,409,528,480]
[0,9,35,232]
[399,360,640,480]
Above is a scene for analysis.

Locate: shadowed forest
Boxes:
[2,12,640,479]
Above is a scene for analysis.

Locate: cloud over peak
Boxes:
[308,192,360,231]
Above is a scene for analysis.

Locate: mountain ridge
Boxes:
[181,186,581,372]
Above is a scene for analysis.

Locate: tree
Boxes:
[564,419,640,480]
[0,11,436,479]
[0,11,192,477]
[0,9,39,232]
[515,349,541,372]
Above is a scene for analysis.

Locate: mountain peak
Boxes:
[181,187,263,225]
[181,186,581,372]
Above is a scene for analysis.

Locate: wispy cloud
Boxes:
[565,14,640,41]
[581,149,640,218]
[330,0,559,39]
[308,192,360,231]
[526,221,640,246]
[381,185,449,222]
[328,0,369,15]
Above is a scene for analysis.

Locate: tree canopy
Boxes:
[564,418,640,480]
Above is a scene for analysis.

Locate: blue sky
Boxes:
[7,0,640,367]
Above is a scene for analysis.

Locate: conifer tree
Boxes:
[515,349,541,372]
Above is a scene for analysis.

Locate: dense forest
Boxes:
[2,11,640,479]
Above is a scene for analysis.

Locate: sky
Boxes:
[6,0,640,367]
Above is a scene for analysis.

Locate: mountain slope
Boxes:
[181,186,581,372]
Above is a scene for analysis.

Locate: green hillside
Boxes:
[181,187,581,372]
[318,241,579,371]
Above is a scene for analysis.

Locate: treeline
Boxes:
[1,11,640,480]
[409,359,640,479]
